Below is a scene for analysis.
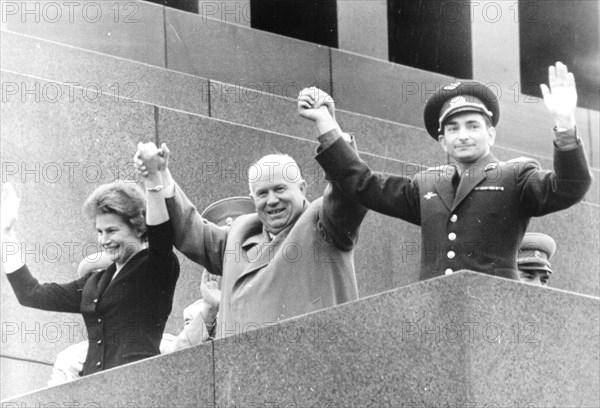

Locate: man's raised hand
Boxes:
[540,62,577,129]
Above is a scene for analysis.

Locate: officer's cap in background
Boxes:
[424,80,500,139]
[201,196,255,227]
[517,232,557,273]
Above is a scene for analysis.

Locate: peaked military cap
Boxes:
[201,196,255,227]
[423,80,500,139]
[518,232,557,274]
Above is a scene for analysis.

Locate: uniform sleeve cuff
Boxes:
[553,126,580,151]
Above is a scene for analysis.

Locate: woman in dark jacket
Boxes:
[1,144,179,376]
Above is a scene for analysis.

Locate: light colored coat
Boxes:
[166,183,367,338]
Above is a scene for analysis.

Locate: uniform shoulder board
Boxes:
[424,164,450,172]
[504,156,541,169]
[483,162,499,171]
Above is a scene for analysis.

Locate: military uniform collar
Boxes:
[453,152,499,176]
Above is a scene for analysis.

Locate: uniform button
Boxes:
[97,339,102,345]
[97,318,102,323]
[448,232,456,241]
[96,362,101,367]
[447,251,456,259]
[445,268,453,275]
[450,214,458,222]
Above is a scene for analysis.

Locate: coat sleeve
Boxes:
[165,184,228,275]
[316,134,421,225]
[145,220,180,282]
[518,141,592,216]
[6,265,85,313]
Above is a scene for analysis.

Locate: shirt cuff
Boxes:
[317,129,352,150]
[553,126,580,151]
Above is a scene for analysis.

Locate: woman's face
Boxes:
[95,213,144,266]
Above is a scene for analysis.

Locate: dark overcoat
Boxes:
[7,222,179,375]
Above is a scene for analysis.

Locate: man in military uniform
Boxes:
[298,61,592,280]
[518,232,557,287]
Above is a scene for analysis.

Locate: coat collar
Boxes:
[235,200,308,284]
[102,249,147,294]
[452,152,499,210]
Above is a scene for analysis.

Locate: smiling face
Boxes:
[95,212,144,268]
[438,112,496,164]
[249,155,307,235]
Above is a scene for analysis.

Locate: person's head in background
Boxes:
[518,232,557,287]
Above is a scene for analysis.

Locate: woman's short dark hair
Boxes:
[83,181,147,240]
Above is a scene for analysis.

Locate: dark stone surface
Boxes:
[1,31,209,116]
[212,272,600,406]
[1,0,166,67]
[388,0,473,79]
[165,8,331,98]
[3,342,214,407]
[518,0,599,111]
[251,0,338,47]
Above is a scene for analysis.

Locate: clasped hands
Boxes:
[134,142,170,179]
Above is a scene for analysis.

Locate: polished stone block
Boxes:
[337,0,388,60]
[212,272,600,406]
[208,80,444,166]
[198,0,251,26]
[462,272,599,404]
[165,8,331,98]
[331,48,453,128]
[4,273,597,405]
[1,0,166,67]
[3,342,214,407]
[2,31,208,116]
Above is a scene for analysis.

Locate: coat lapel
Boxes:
[452,154,498,211]
[102,250,146,294]
[433,165,457,211]
[95,265,116,299]
[235,226,292,284]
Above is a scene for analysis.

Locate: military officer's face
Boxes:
[249,155,307,235]
[439,113,496,164]
[519,269,550,287]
